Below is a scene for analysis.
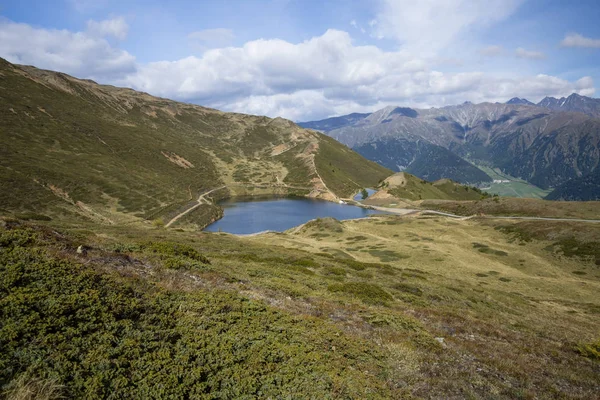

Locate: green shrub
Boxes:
[325,267,346,276]
[142,241,211,264]
[328,282,393,305]
[472,242,508,256]
[365,312,422,331]
[291,258,320,268]
[575,339,600,360]
[392,283,423,296]
[0,228,40,247]
[162,256,212,271]
[0,227,392,398]
[14,212,52,221]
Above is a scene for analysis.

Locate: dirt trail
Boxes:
[165,186,226,228]
[360,204,600,223]
[165,182,316,228]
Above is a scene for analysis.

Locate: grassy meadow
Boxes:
[477,166,552,199]
[2,211,599,398]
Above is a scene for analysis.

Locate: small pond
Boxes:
[353,188,377,201]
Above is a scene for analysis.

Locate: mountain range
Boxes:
[299,94,600,200]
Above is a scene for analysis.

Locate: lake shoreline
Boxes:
[203,196,384,234]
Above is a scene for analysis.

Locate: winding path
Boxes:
[165,183,317,228]
[165,186,227,228]
[364,205,600,223]
[166,186,600,229]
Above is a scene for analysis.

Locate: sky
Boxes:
[1,0,599,121]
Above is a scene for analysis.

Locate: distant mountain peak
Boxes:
[537,93,600,117]
[506,97,534,106]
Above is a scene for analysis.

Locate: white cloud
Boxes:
[560,33,600,48]
[349,20,365,34]
[126,30,419,103]
[479,45,504,57]
[0,18,136,80]
[87,17,129,40]
[122,30,593,120]
[188,28,235,52]
[371,0,523,53]
[0,18,593,121]
[515,47,545,60]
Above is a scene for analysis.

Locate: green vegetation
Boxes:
[546,168,600,201]
[314,135,391,198]
[381,173,488,201]
[328,282,394,305]
[353,138,493,184]
[472,242,509,256]
[495,221,600,265]
[477,166,552,199]
[0,223,392,398]
[1,209,600,398]
[576,339,600,360]
[0,59,389,228]
[421,197,600,219]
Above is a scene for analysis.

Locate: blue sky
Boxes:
[1,0,599,120]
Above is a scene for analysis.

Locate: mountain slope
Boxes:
[297,112,371,131]
[506,97,534,106]
[546,168,600,201]
[373,172,487,201]
[538,93,600,118]
[353,138,492,183]
[0,59,391,226]
[305,100,600,191]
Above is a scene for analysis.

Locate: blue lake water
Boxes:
[204,197,384,234]
[353,188,377,201]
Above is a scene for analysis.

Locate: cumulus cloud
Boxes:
[87,17,129,40]
[0,18,136,80]
[515,47,545,60]
[125,30,418,103]
[371,0,523,53]
[0,18,593,121]
[560,33,600,48]
[188,28,235,52]
[122,30,593,120]
[479,45,504,57]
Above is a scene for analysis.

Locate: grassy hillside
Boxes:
[0,221,391,398]
[2,213,599,398]
[314,135,393,197]
[0,58,390,227]
[377,172,488,201]
[421,197,600,219]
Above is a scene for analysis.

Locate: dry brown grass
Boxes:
[247,214,600,397]
[4,375,64,400]
[420,197,600,219]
